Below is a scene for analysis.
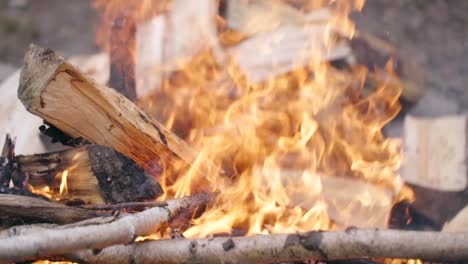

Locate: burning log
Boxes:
[0,194,106,226]
[16,145,163,204]
[0,193,210,263]
[65,229,468,263]
[17,44,210,173]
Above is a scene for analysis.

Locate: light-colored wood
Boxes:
[136,0,219,96]
[0,53,108,156]
[443,205,468,232]
[18,44,211,174]
[0,194,105,225]
[0,194,210,263]
[228,24,350,82]
[403,115,467,191]
[72,229,468,264]
[261,169,394,228]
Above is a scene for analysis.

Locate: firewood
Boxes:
[0,193,211,263]
[403,115,467,191]
[16,145,163,204]
[68,229,468,264]
[0,135,15,187]
[0,194,106,226]
[17,44,211,174]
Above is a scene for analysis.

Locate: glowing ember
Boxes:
[93,0,412,238]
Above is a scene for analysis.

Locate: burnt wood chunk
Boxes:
[87,145,163,203]
[17,145,163,204]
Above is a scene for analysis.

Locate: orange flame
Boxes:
[59,170,69,195]
[94,0,411,238]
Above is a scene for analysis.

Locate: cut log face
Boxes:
[18,44,204,174]
[403,115,467,191]
[17,145,163,204]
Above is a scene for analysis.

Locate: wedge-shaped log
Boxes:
[18,44,203,173]
[16,145,163,204]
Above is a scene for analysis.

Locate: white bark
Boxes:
[0,194,209,263]
[71,229,468,264]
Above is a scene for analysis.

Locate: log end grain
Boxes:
[18,44,64,110]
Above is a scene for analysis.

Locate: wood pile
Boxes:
[0,1,465,263]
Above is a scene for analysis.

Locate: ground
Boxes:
[0,0,466,115]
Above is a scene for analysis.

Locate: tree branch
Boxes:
[69,229,468,264]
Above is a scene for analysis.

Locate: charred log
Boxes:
[16,145,163,204]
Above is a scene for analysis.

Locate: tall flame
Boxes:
[94,0,410,237]
[59,170,69,195]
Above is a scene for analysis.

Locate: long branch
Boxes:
[0,194,210,263]
[69,229,468,264]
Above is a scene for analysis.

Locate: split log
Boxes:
[0,193,211,263]
[68,229,468,264]
[0,194,106,226]
[443,205,468,232]
[17,44,211,174]
[403,115,467,191]
[16,145,163,204]
[135,0,220,95]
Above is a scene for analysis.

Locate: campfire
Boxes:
[0,0,466,263]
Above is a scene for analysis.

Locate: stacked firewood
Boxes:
[0,44,463,263]
[0,1,466,263]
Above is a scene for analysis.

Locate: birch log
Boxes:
[69,229,468,264]
[0,193,210,263]
[17,44,211,174]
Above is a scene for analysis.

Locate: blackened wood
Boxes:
[87,145,163,203]
[109,16,137,101]
[16,145,163,204]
